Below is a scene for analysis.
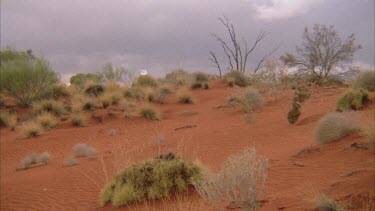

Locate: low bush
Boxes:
[20,121,44,138]
[73,143,97,158]
[100,152,202,207]
[34,112,59,130]
[134,75,158,87]
[192,72,209,82]
[51,84,70,99]
[177,90,194,104]
[193,148,268,211]
[0,111,17,130]
[315,112,357,144]
[223,71,249,87]
[336,88,369,111]
[311,192,345,211]
[287,86,311,124]
[165,69,191,86]
[123,87,146,101]
[139,106,161,120]
[65,156,78,166]
[353,70,375,91]
[190,82,202,89]
[21,152,50,169]
[85,84,105,97]
[32,99,65,116]
[71,113,85,127]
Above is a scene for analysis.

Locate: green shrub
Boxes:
[353,70,375,91]
[134,75,158,87]
[223,71,249,87]
[0,111,17,130]
[100,153,202,207]
[32,99,65,116]
[0,51,59,106]
[336,89,369,111]
[315,112,357,144]
[85,84,105,97]
[139,107,160,120]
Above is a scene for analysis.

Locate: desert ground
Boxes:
[1,78,374,211]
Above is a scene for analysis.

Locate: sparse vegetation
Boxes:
[71,113,85,127]
[20,121,44,138]
[0,111,17,130]
[134,75,158,87]
[21,152,50,169]
[65,156,78,166]
[139,106,161,120]
[73,143,97,158]
[223,71,249,87]
[100,152,202,207]
[336,88,369,111]
[32,99,65,116]
[34,112,59,130]
[85,84,105,97]
[194,148,268,211]
[353,70,375,91]
[51,84,70,99]
[287,85,311,124]
[315,112,357,144]
[311,191,346,211]
[177,90,194,104]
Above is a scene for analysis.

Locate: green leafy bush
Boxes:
[353,70,375,91]
[0,50,59,106]
[223,71,249,87]
[134,75,158,87]
[336,89,369,111]
[315,112,357,143]
[100,153,202,207]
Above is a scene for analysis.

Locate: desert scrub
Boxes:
[34,112,59,130]
[315,112,358,144]
[134,75,158,87]
[21,152,50,169]
[139,106,161,120]
[73,143,97,158]
[71,113,85,127]
[193,148,268,211]
[310,191,346,211]
[51,84,70,99]
[353,70,375,91]
[287,86,311,124]
[32,99,65,116]
[336,88,369,111]
[165,69,192,86]
[123,87,146,100]
[193,72,209,82]
[226,87,264,123]
[223,71,249,87]
[100,91,122,108]
[0,111,17,130]
[177,89,194,104]
[20,121,44,137]
[100,152,202,207]
[85,83,105,97]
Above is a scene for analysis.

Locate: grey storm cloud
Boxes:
[1,0,374,81]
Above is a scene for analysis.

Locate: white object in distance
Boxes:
[141,69,148,75]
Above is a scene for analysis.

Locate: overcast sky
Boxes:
[1,0,374,81]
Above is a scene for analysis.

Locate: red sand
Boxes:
[1,80,374,210]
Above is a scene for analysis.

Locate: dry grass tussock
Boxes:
[193,147,268,211]
[73,143,97,159]
[34,112,59,130]
[0,111,17,130]
[177,89,194,104]
[20,121,44,138]
[32,99,65,116]
[304,189,346,211]
[21,152,50,169]
[315,112,359,144]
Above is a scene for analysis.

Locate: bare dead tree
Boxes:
[209,15,278,76]
[209,51,222,77]
[280,24,362,79]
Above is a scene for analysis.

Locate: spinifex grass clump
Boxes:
[100,152,202,207]
[336,88,369,112]
[32,99,65,116]
[287,85,311,124]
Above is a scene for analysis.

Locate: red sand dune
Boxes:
[1,80,374,210]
